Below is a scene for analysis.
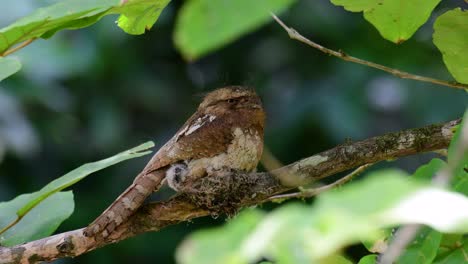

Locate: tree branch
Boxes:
[271,14,468,91]
[0,119,460,264]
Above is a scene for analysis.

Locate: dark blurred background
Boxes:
[0,0,466,263]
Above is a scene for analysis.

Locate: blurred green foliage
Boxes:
[0,0,467,263]
[175,169,468,263]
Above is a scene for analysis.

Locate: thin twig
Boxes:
[379,117,468,264]
[271,14,468,91]
[267,163,374,202]
[0,38,36,57]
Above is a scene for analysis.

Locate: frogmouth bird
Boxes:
[84,86,265,238]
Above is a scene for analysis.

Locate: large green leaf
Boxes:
[16,141,153,217]
[0,0,119,54]
[177,171,468,263]
[114,0,172,35]
[331,0,441,43]
[0,191,73,246]
[434,9,468,84]
[0,141,153,240]
[174,0,296,60]
[0,56,21,82]
[0,0,171,54]
[396,227,442,264]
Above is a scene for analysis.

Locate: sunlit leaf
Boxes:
[331,0,441,43]
[115,0,171,35]
[434,9,468,84]
[0,0,171,54]
[0,0,120,54]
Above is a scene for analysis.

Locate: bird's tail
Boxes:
[83,169,165,237]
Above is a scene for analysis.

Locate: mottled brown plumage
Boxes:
[83,86,265,238]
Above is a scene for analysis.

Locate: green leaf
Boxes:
[0,141,153,239]
[412,158,446,182]
[0,0,172,54]
[0,0,120,54]
[115,0,171,35]
[0,191,74,246]
[436,234,464,260]
[317,169,417,215]
[16,141,153,216]
[177,209,265,264]
[433,237,468,264]
[433,9,468,84]
[358,254,378,264]
[174,0,296,60]
[0,56,21,82]
[331,0,441,43]
[396,227,442,264]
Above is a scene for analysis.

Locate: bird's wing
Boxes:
[142,112,234,173]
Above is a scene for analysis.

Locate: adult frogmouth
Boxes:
[84,86,265,238]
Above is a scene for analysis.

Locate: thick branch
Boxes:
[0,119,460,263]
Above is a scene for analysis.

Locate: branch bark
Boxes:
[0,119,460,264]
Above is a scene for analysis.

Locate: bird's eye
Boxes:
[227,99,237,103]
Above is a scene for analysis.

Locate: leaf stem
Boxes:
[0,216,22,236]
[0,38,36,57]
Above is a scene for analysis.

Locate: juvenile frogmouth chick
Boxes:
[84,86,265,238]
